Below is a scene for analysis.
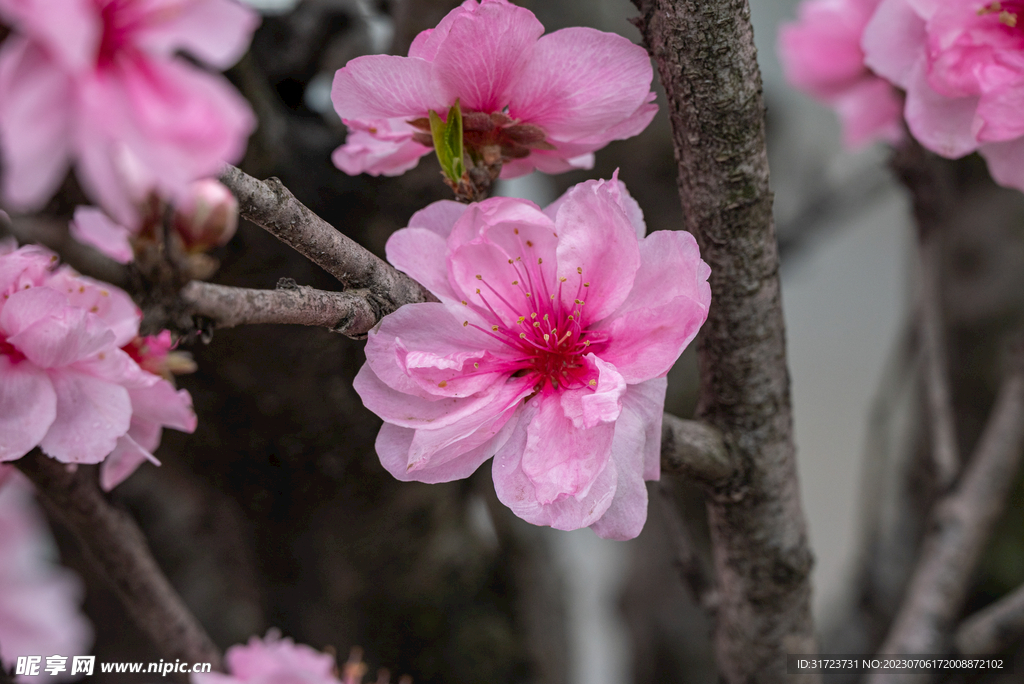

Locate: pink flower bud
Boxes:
[173,179,239,252]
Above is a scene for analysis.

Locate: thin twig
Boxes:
[15,453,222,672]
[660,414,736,486]
[631,1,818,680]
[181,280,378,337]
[868,351,1024,682]
[218,165,437,324]
[955,582,1024,656]
[891,139,960,487]
[656,484,719,611]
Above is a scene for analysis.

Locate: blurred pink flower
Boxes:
[0,0,258,225]
[863,0,1024,190]
[354,177,710,540]
[778,0,904,147]
[0,241,196,489]
[331,0,657,178]
[0,472,92,682]
[192,631,339,684]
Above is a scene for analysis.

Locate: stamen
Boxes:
[512,280,519,285]
[476,275,482,280]
[537,258,543,264]
[589,379,597,387]
[462,300,468,305]
[560,277,567,282]
[438,381,447,387]
[526,240,533,247]
[518,316,526,324]
[492,325,499,331]
[577,267,582,274]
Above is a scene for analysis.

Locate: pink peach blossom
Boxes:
[0,241,196,488]
[0,472,93,682]
[331,0,657,179]
[0,0,258,225]
[192,631,340,684]
[778,0,904,147]
[354,177,710,540]
[863,0,1024,190]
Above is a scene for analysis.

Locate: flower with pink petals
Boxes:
[863,0,1024,190]
[192,630,340,684]
[354,177,710,540]
[331,0,657,182]
[778,0,904,148]
[0,241,196,489]
[0,0,258,225]
[0,472,92,682]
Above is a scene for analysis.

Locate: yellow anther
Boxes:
[526,292,532,297]
[531,313,537,319]
[518,316,526,324]
[583,282,590,287]
[520,332,527,339]
[474,362,479,368]
[575,299,582,304]
[462,300,468,305]
[543,334,550,342]
[537,257,543,264]
[543,314,549,321]
[589,379,597,387]
[492,325,499,331]
[463,321,469,326]
[475,274,482,280]
[534,321,541,328]
[526,240,534,247]
[584,340,590,347]
[514,228,519,234]
[508,259,513,264]
[512,280,519,285]
[550,294,555,299]
[438,381,448,387]
[567,315,574,321]
[577,267,582,274]
[560,277,567,282]
[1001,10,1017,25]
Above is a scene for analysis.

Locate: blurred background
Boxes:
[3,0,1023,682]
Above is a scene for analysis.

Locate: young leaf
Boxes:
[428,100,465,183]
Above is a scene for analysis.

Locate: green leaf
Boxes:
[429,100,465,183]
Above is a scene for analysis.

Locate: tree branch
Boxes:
[181,280,378,337]
[868,352,1024,681]
[955,582,1024,656]
[631,1,818,680]
[15,453,222,672]
[660,414,736,486]
[218,165,438,321]
[890,139,960,488]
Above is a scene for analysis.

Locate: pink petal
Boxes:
[0,355,56,461]
[134,0,260,69]
[544,173,646,238]
[832,77,905,148]
[593,232,710,384]
[409,198,468,238]
[332,119,431,177]
[980,137,1024,193]
[492,400,618,530]
[331,55,444,120]
[0,243,56,296]
[0,0,100,71]
[355,361,523,429]
[363,302,511,400]
[446,195,546,252]
[407,0,479,61]
[44,266,140,347]
[904,59,980,158]
[4,290,116,369]
[553,178,641,323]
[222,633,336,683]
[430,0,544,113]
[38,369,132,463]
[509,27,654,140]
[127,380,197,433]
[975,81,1024,142]
[778,0,872,100]
[520,393,616,504]
[558,354,626,430]
[0,39,74,212]
[862,0,928,89]
[376,402,522,484]
[68,206,134,264]
[99,431,160,491]
[385,228,457,302]
[589,387,652,540]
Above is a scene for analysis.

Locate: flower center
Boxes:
[978,1,1021,30]
[409,110,555,166]
[459,235,606,394]
[96,0,147,68]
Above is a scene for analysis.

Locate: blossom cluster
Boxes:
[780,0,1024,192]
[0,241,196,490]
[0,0,258,226]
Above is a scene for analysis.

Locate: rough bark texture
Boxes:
[869,362,1024,683]
[218,165,437,322]
[631,1,818,681]
[15,454,222,676]
[181,280,378,337]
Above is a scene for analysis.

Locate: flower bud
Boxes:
[173,179,239,252]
